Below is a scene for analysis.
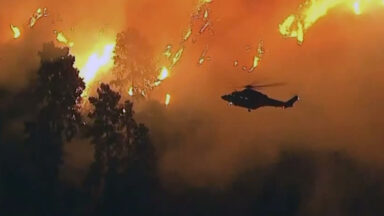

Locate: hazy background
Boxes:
[0,0,384,188]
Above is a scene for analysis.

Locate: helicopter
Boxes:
[221,83,299,112]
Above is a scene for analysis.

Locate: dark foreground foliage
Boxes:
[1,44,384,216]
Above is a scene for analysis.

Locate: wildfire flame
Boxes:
[10,25,21,39]
[80,44,115,84]
[279,0,384,44]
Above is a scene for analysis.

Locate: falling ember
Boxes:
[55,31,74,47]
[198,47,209,65]
[199,57,206,65]
[165,94,171,107]
[204,9,209,20]
[10,25,21,39]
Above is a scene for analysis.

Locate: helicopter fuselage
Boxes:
[221,88,298,111]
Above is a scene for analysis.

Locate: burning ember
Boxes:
[165,93,171,107]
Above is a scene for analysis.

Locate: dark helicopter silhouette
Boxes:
[221,83,299,112]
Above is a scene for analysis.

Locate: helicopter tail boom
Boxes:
[284,96,299,108]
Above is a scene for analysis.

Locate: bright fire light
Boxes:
[353,1,361,15]
[279,0,384,44]
[79,44,115,84]
[10,25,21,39]
[158,67,169,81]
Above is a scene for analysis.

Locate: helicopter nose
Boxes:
[221,95,230,101]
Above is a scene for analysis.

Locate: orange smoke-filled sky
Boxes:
[1,0,384,186]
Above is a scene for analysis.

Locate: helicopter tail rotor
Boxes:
[284,95,299,108]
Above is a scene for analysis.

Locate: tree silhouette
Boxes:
[85,83,156,216]
[111,29,157,98]
[24,42,85,215]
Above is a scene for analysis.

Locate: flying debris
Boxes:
[222,84,298,111]
[55,31,74,47]
[29,8,48,28]
[279,0,384,44]
[10,25,21,39]
[152,0,213,92]
[234,60,239,67]
[165,94,171,107]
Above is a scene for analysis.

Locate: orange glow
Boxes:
[279,0,384,44]
[79,43,115,85]
[10,25,21,39]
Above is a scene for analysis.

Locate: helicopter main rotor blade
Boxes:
[251,82,286,88]
[243,82,286,89]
